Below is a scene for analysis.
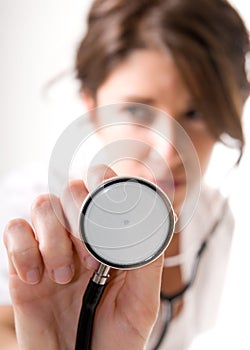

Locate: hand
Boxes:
[4,166,164,350]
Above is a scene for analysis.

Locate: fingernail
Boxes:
[53,265,74,284]
[26,268,40,284]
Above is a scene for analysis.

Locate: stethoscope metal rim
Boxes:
[79,176,175,270]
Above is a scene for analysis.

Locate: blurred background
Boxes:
[0,0,249,348]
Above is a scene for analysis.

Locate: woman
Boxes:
[1,0,249,349]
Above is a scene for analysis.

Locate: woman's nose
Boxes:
[147,120,181,167]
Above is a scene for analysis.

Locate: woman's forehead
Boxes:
[96,49,193,113]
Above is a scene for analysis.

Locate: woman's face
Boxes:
[85,50,216,212]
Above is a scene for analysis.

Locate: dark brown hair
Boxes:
[75,0,250,159]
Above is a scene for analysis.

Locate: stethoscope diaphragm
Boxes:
[79,176,175,269]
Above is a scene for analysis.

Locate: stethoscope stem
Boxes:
[92,264,110,285]
[75,264,110,350]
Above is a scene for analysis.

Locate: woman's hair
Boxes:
[75,0,250,159]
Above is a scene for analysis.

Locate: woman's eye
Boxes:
[181,108,206,130]
[185,109,201,120]
[123,105,155,124]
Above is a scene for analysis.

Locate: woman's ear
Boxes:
[80,88,96,111]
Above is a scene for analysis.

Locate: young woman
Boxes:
[1,0,249,349]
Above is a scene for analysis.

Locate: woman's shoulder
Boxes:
[198,183,233,222]
[182,183,234,244]
[200,183,227,206]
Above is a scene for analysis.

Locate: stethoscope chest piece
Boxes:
[79,176,175,269]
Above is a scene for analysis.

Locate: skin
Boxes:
[84,50,215,212]
[2,49,216,349]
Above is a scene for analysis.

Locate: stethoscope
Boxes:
[75,176,176,350]
[46,103,233,349]
[46,103,203,348]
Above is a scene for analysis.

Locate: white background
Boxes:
[0,1,250,348]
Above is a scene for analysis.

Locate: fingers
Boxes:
[61,179,88,237]
[61,165,117,268]
[4,219,43,285]
[85,164,117,191]
[61,165,117,237]
[5,195,77,285]
[31,194,75,284]
[4,165,118,287]
[4,194,80,286]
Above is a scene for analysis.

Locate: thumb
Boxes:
[126,253,164,310]
[116,254,164,340]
